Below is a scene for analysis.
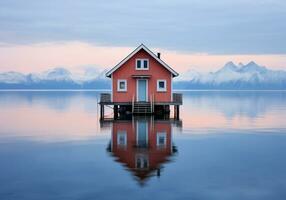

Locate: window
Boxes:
[135,154,149,169]
[157,80,167,92]
[136,59,149,70]
[117,131,127,147]
[157,132,167,148]
[117,79,127,92]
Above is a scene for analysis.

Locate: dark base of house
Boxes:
[99,93,182,121]
[117,105,170,114]
[99,102,181,121]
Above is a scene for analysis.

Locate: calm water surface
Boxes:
[0,91,286,200]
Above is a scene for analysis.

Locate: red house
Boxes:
[100,44,182,118]
[107,118,178,184]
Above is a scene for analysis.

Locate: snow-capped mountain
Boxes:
[0,67,111,89]
[40,68,73,81]
[0,62,285,89]
[28,68,74,83]
[179,69,202,81]
[83,68,109,81]
[175,62,286,89]
[0,71,27,84]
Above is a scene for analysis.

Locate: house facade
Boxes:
[106,44,179,103]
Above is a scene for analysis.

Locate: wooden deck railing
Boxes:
[149,93,154,113]
[100,93,111,103]
[100,92,182,104]
[173,93,182,104]
[132,95,135,113]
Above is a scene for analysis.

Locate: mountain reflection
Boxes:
[106,117,180,185]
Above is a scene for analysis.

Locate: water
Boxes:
[0,91,286,200]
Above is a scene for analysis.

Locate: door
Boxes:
[137,121,148,148]
[137,79,147,102]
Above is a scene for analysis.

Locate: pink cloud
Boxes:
[0,42,285,73]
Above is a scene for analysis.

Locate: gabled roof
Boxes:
[106,44,179,78]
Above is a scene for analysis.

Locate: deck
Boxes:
[99,93,182,106]
[99,93,182,119]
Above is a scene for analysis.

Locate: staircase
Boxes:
[133,102,152,114]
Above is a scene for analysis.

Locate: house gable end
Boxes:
[106,44,179,78]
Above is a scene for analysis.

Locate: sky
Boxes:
[0,0,286,73]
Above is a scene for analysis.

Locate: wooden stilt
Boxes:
[174,105,180,120]
[114,105,118,119]
[174,105,177,119]
[100,104,104,120]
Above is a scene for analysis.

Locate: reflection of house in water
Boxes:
[107,117,180,184]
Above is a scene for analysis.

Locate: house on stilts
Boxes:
[99,44,182,120]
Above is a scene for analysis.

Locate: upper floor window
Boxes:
[136,59,149,70]
[117,79,127,92]
[157,80,167,92]
[135,154,149,169]
[117,131,127,147]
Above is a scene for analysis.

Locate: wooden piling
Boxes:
[114,105,118,119]
[174,105,180,120]
[100,104,104,120]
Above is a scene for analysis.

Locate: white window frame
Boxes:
[117,130,127,147]
[135,59,149,70]
[157,79,167,92]
[157,132,167,147]
[117,79,127,92]
[135,154,149,169]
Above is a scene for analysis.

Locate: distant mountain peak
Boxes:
[225,61,235,66]
[239,61,267,73]
[45,67,71,75]
[247,61,257,65]
[178,69,201,81]
[216,61,239,73]
[41,67,72,81]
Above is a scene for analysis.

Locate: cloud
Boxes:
[0,0,286,54]
[0,42,285,73]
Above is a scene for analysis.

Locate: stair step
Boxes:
[133,101,153,114]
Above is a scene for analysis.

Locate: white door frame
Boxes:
[136,79,148,102]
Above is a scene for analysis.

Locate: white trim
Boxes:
[136,121,148,146]
[170,73,173,101]
[136,79,148,102]
[117,79,127,92]
[135,59,149,70]
[156,132,167,147]
[106,44,179,77]
[111,74,113,101]
[157,79,167,92]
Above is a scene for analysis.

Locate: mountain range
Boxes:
[174,61,286,90]
[0,62,285,89]
[0,67,110,89]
